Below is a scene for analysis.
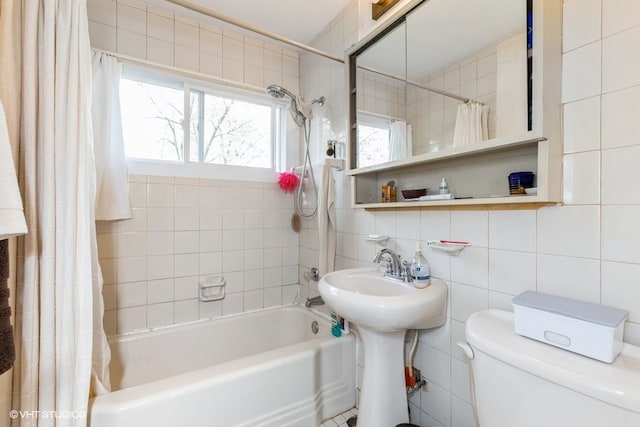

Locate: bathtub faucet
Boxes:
[305,295,325,308]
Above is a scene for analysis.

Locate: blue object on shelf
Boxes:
[527,9,533,50]
[508,171,535,194]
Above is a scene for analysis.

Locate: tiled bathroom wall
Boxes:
[86,0,300,91]
[301,0,640,426]
[86,0,304,335]
[356,72,407,120]
[86,0,640,424]
[97,176,300,335]
[408,47,499,154]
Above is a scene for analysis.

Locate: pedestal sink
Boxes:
[319,267,447,427]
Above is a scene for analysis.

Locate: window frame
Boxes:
[120,64,287,182]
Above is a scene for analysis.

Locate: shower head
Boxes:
[266,84,296,100]
[266,84,306,127]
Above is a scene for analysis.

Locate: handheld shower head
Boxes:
[266,84,306,127]
[266,84,294,99]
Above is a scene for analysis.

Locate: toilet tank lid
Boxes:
[465,309,640,415]
[512,291,628,327]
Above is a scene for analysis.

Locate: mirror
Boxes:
[349,0,529,169]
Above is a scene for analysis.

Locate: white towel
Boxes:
[0,101,27,239]
[318,163,336,277]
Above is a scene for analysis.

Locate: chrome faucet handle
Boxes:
[401,260,413,282]
[379,258,393,274]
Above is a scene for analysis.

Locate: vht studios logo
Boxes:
[9,410,87,420]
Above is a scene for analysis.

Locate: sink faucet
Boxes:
[373,248,413,283]
[305,295,324,308]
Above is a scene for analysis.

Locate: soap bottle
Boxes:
[439,177,449,195]
[411,243,431,288]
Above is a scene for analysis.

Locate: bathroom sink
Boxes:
[319,267,447,333]
[318,267,448,427]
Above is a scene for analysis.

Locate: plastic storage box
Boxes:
[512,291,628,363]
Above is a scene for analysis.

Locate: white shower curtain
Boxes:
[11,0,111,425]
[389,120,412,161]
[91,52,131,221]
[452,102,489,147]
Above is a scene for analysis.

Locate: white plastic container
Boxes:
[512,291,628,363]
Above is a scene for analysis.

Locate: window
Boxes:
[357,115,392,168]
[119,66,284,178]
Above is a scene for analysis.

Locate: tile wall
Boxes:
[97,176,300,335]
[86,0,640,425]
[86,0,304,334]
[356,72,407,121]
[300,0,640,426]
[408,47,498,154]
[87,0,300,91]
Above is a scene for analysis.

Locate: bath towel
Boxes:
[0,100,27,239]
[0,239,15,374]
[318,162,336,277]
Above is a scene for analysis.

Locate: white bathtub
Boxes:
[89,305,356,427]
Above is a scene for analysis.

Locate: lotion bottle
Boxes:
[411,243,431,288]
[439,177,449,194]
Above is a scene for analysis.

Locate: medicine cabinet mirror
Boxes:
[348,0,530,170]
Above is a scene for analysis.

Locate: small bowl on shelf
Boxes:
[401,188,427,200]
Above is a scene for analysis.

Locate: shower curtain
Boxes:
[389,120,412,161]
[91,52,131,221]
[452,101,489,147]
[8,0,111,425]
[0,0,23,422]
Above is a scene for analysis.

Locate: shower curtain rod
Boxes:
[358,64,471,103]
[91,48,269,95]
[166,0,345,64]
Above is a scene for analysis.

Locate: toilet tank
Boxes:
[464,309,640,427]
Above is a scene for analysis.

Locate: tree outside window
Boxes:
[120,74,276,169]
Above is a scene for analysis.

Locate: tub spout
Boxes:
[305,295,325,308]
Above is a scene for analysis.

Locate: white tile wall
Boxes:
[87,0,304,335]
[563,96,601,153]
[98,176,299,335]
[301,1,640,426]
[562,0,601,52]
[87,0,300,90]
[88,0,640,425]
[408,49,498,154]
[562,41,601,103]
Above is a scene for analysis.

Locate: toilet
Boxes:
[461,309,640,427]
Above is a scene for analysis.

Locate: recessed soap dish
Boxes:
[199,275,226,302]
[364,234,389,245]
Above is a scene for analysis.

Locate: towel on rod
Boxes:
[0,239,15,374]
[0,101,27,239]
[318,163,336,277]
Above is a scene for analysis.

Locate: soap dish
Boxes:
[427,240,470,256]
[364,234,389,245]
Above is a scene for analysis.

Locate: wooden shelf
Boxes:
[356,194,557,211]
